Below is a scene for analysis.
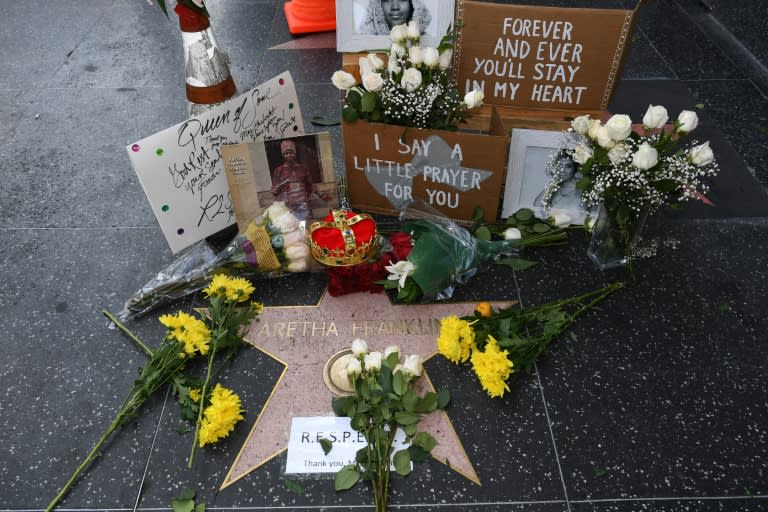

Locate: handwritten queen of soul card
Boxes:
[126,72,304,253]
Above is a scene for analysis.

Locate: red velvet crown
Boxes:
[309,209,379,266]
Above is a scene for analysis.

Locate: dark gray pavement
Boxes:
[1,0,767,511]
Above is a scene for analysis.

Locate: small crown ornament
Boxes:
[309,208,379,266]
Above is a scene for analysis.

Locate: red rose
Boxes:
[389,232,413,261]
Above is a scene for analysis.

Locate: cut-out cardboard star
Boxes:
[222,291,490,489]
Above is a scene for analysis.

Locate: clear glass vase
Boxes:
[587,204,649,270]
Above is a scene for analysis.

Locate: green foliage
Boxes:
[334,465,360,491]
[284,478,304,494]
[319,438,333,455]
[310,116,340,127]
[171,487,204,512]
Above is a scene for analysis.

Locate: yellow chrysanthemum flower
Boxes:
[470,336,514,398]
[202,274,232,299]
[159,311,211,356]
[198,384,245,447]
[188,388,202,402]
[252,301,264,314]
[437,315,476,364]
[203,275,255,303]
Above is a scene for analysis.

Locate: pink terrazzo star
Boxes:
[221,291,506,489]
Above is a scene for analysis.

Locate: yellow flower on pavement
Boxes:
[470,336,514,398]
[437,315,476,364]
[198,384,245,447]
[159,311,211,356]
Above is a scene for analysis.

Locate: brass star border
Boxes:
[220,291,509,489]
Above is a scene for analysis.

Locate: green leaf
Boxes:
[172,500,195,512]
[513,208,534,223]
[413,432,438,451]
[472,206,484,224]
[407,444,430,462]
[594,467,607,477]
[177,488,196,501]
[394,411,421,425]
[415,392,438,413]
[195,504,206,512]
[694,103,705,110]
[404,423,417,436]
[332,396,352,417]
[335,465,361,491]
[532,222,552,233]
[393,370,406,396]
[378,365,393,393]
[437,388,451,408]
[319,437,333,455]
[361,92,378,113]
[393,449,412,476]
[341,107,359,123]
[495,258,539,271]
[474,225,492,241]
[285,478,304,494]
[310,116,340,126]
[402,389,418,412]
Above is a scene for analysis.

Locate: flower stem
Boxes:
[102,310,153,357]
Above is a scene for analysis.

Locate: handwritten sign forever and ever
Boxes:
[127,72,303,253]
[456,1,642,111]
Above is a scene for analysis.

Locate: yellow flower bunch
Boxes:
[436,315,476,364]
[470,336,514,398]
[203,274,255,303]
[198,384,245,447]
[159,311,211,356]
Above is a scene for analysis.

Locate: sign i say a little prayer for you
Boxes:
[127,72,303,253]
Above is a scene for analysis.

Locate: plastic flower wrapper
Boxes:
[119,201,313,320]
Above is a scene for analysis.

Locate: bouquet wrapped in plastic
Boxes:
[119,201,312,320]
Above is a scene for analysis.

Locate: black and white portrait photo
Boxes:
[337,0,452,52]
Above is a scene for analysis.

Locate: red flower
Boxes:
[389,232,413,261]
[326,261,389,297]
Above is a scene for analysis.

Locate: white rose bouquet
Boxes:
[119,201,313,320]
[331,22,481,130]
[541,105,719,263]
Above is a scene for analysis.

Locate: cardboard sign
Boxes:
[222,133,339,230]
[285,417,409,474]
[455,0,642,111]
[342,110,509,223]
[127,72,303,253]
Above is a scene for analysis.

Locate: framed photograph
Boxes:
[337,0,454,53]
[502,128,587,223]
[221,133,338,229]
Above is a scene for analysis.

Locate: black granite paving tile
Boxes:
[0,87,159,229]
[0,227,192,508]
[0,89,37,142]
[0,0,110,89]
[571,497,768,511]
[684,79,768,190]
[620,32,675,80]
[629,0,742,81]
[48,1,184,89]
[516,218,768,502]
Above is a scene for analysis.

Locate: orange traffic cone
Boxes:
[175,2,237,115]
[284,0,336,34]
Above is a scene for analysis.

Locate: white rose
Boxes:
[285,243,309,262]
[607,143,630,165]
[550,212,572,227]
[331,70,356,91]
[632,142,659,170]
[596,126,615,149]
[287,260,308,272]
[571,115,590,135]
[367,52,384,70]
[384,345,400,359]
[390,43,406,58]
[362,72,384,92]
[400,67,422,92]
[358,56,374,77]
[402,354,423,377]
[422,47,440,68]
[677,110,699,134]
[282,229,304,246]
[406,20,421,40]
[438,48,453,70]
[408,45,423,66]
[572,144,594,164]
[389,24,407,44]
[605,114,632,141]
[270,211,299,233]
[266,201,291,219]
[463,90,484,109]
[346,357,362,379]
[642,104,669,129]
[351,338,368,356]
[364,351,383,371]
[688,141,714,166]
[587,118,602,140]
[503,227,522,240]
